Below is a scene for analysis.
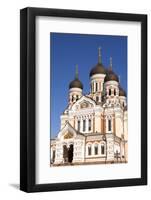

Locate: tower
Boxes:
[68,65,83,104]
[89,47,106,103]
[104,57,119,104]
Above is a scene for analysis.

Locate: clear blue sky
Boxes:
[50,33,127,138]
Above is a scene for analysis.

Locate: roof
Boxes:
[119,86,126,96]
[69,78,83,89]
[104,68,119,82]
[89,63,106,77]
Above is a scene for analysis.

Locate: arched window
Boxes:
[76,95,79,100]
[83,119,86,132]
[96,82,98,92]
[72,96,74,102]
[114,89,116,96]
[96,96,99,102]
[94,144,98,155]
[77,120,80,131]
[109,89,111,95]
[88,145,92,155]
[108,119,111,131]
[101,145,105,154]
[88,119,91,131]
[52,150,55,163]
[123,102,125,107]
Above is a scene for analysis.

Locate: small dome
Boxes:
[69,65,83,89]
[119,87,126,96]
[89,47,106,77]
[89,63,106,77]
[104,68,119,82]
[69,78,83,89]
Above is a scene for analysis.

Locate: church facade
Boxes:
[50,48,128,166]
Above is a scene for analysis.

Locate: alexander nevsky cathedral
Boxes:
[50,48,128,166]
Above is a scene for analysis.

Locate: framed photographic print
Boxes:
[20,7,147,192]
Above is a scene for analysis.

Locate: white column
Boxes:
[80,117,83,132]
[91,83,93,93]
[99,82,101,92]
[86,116,89,132]
[91,116,93,132]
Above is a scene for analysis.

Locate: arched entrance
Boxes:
[63,144,73,163]
[52,150,55,163]
[68,144,73,163]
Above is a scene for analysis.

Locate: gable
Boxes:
[58,122,78,139]
[71,96,96,111]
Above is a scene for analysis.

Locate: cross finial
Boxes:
[98,47,102,64]
[75,64,78,79]
[110,57,113,70]
[119,75,120,83]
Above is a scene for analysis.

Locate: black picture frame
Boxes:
[20,7,147,192]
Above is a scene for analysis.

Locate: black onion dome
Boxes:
[89,63,106,77]
[69,65,83,89]
[89,47,106,77]
[119,87,126,96]
[69,78,83,89]
[104,68,119,82]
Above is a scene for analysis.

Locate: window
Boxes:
[88,119,91,131]
[76,95,79,100]
[83,119,86,132]
[123,102,125,107]
[77,120,80,131]
[114,89,116,95]
[52,150,55,163]
[96,82,98,92]
[94,144,98,155]
[109,89,111,95]
[101,145,105,154]
[96,96,99,102]
[72,96,74,102]
[88,146,91,155]
[108,119,111,131]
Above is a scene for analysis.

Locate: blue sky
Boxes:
[50,33,127,138]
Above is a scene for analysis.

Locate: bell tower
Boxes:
[68,65,83,104]
[89,47,106,103]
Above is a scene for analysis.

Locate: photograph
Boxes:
[50,33,128,166]
[20,7,147,192]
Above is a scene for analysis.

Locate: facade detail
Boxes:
[50,48,128,166]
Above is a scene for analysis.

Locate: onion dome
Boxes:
[69,65,83,89]
[69,79,83,89]
[119,86,126,96]
[104,57,119,82]
[89,47,106,77]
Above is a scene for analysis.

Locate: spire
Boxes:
[75,64,78,79]
[98,47,102,64]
